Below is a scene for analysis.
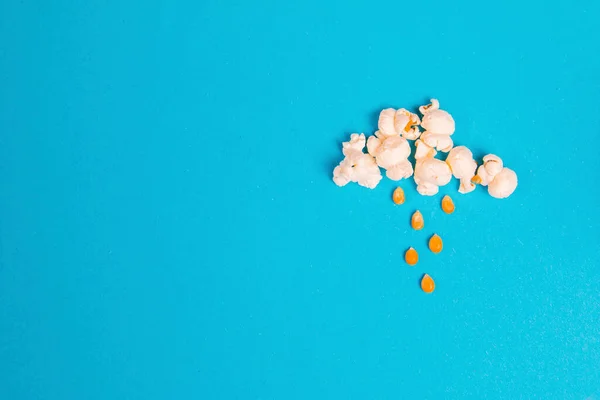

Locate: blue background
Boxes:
[1,0,599,398]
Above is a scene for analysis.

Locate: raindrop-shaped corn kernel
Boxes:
[404,247,418,266]
[421,274,435,293]
[411,210,424,230]
[441,195,455,214]
[392,187,405,205]
[429,234,443,254]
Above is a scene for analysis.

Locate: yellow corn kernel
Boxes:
[404,247,418,266]
[441,195,455,214]
[392,187,405,205]
[411,210,424,230]
[428,234,443,254]
[421,274,435,293]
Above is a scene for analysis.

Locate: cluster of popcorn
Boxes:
[332,99,518,199]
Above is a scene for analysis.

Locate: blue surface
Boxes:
[1,0,599,399]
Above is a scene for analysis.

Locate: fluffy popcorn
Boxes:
[378,108,421,140]
[475,154,503,185]
[474,154,518,198]
[341,132,366,157]
[413,140,452,196]
[488,168,518,198]
[333,133,382,189]
[419,99,455,152]
[414,138,437,160]
[445,145,477,194]
[332,99,520,199]
[367,131,413,180]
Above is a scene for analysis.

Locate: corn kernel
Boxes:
[441,195,455,214]
[411,210,424,230]
[404,247,418,266]
[392,187,405,205]
[421,274,435,293]
[428,234,443,253]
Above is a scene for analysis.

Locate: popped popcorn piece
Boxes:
[405,247,418,266]
[428,234,443,253]
[367,132,413,181]
[392,187,405,205]
[446,145,477,194]
[413,140,452,196]
[419,99,455,152]
[474,154,518,198]
[411,210,424,230]
[414,139,437,160]
[341,132,367,157]
[333,133,383,189]
[488,168,518,199]
[441,195,455,214]
[474,154,503,185]
[378,108,421,139]
[421,274,435,293]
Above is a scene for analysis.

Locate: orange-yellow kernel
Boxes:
[441,195,455,214]
[429,234,443,254]
[392,187,405,205]
[421,274,435,293]
[411,210,424,230]
[471,175,482,185]
[405,247,418,266]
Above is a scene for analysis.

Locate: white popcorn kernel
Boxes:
[488,168,518,199]
[420,131,454,153]
[378,108,397,137]
[366,132,383,155]
[386,160,413,181]
[475,154,503,186]
[353,153,384,188]
[414,158,452,196]
[342,133,367,157]
[378,108,421,139]
[482,154,503,177]
[414,139,437,160]
[333,157,354,187]
[395,109,421,140]
[418,99,455,152]
[367,132,413,181]
[333,133,382,189]
[446,145,477,194]
[474,154,518,198]
[413,140,452,196]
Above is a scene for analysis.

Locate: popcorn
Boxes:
[419,99,455,152]
[413,140,452,196]
[488,169,518,198]
[341,132,367,157]
[332,99,519,199]
[474,154,502,185]
[414,138,437,160]
[367,131,413,181]
[445,146,477,194]
[473,154,518,198]
[333,133,382,189]
[378,108,421,140]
